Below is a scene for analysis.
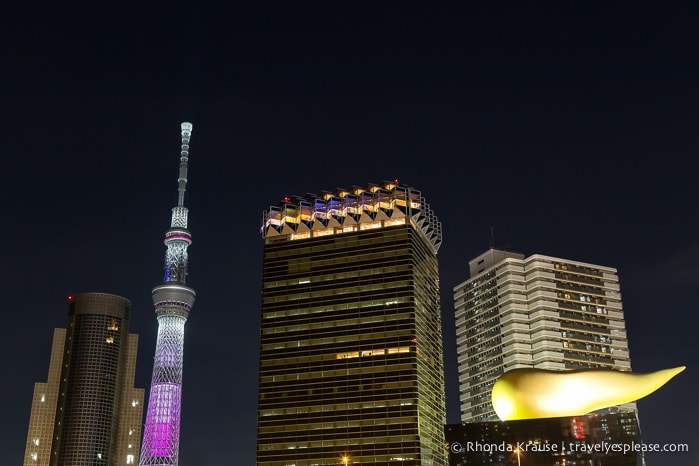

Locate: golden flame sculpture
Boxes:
[491,366,686,421]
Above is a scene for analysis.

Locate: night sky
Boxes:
[4,2,697,465]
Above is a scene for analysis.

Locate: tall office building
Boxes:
[140,122,196,466]
[23,292,144,466]
[453,248,634,423]
[257,181,447,466]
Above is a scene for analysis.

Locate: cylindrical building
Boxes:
[26,292,144,466]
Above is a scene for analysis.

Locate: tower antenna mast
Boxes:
[140,122,196,466]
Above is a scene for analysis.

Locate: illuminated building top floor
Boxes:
[260,180,442,252]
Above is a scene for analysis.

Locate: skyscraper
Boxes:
[23,292,144,466]
[257,181,447,466]
[453,248,634,423]
[139,122,196,466]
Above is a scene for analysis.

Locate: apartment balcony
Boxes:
[529,309,560,320]
[500,323,529,335]
[523,270,556,282]
[527,292,559,304]
[503,354,534,366]
[533,361,567,371]
[531,341,562,353]
[500,311,528,324]
[531,350,564,364]
[529,330,564,344]
[608,320,627,330]
[501,342,532,353]
[611,349,630,359]
[498,302,527,315]
[458,372,471,384]
[601,275,621,290]
[496,283,527,295]
[495,264,525,276]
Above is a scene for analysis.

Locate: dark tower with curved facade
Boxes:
[23,292,144,466]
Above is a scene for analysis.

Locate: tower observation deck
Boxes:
[139,122,196,466]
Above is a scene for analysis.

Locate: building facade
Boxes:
[454,249,634,423]
[23,292,144,466]
[257,181,447,466]
[139,122,196,466]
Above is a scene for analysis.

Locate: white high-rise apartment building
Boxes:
[454,248,634,422]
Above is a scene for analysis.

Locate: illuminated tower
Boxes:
[257,181,447,466]
[139,122,196,466]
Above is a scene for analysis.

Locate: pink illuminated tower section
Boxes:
[139,122,196,466]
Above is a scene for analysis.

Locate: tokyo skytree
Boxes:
[139,122,196,466]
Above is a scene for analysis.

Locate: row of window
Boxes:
[263,310,413,336]
[267,262,411,282]
[273,281,415,300]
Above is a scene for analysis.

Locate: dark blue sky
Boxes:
[4,2,697,465]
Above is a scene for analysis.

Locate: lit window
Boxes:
[31,453,38,461]
[132,400,139,407]
[127,454,135,464]
[40,394,46,403]
[106,337,114,344]
[33,438,39,446]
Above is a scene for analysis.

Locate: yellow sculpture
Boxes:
[491,366,686,421]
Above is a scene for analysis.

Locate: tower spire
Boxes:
[140,122,196,466]
[177,122,192,209]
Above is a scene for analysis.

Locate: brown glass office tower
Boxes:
[23,292,144,466]
[257,181,447,466]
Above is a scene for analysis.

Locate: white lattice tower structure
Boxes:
[139,122,196,466]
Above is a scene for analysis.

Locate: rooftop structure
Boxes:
[260,180,442,251]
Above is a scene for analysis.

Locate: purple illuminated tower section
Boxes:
[139,122,196,466]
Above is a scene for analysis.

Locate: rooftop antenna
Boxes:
[489,225,495,249]
[139,122,196,466]
[177,122,193,208]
